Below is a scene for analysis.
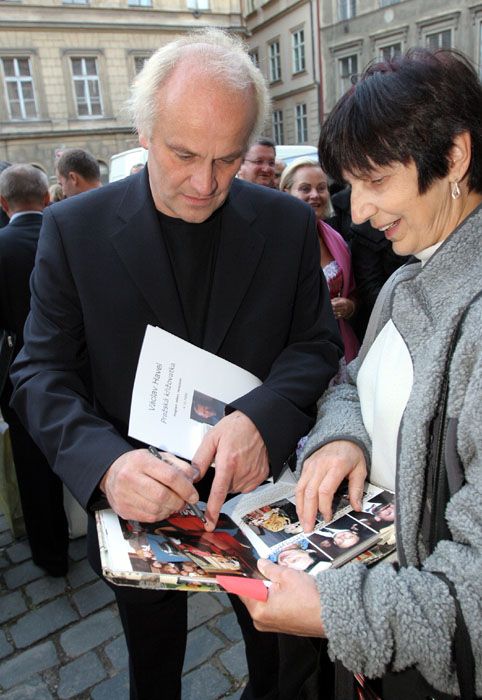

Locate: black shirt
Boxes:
[158,206,223,346]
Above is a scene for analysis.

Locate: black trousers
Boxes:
[1,396,69,569]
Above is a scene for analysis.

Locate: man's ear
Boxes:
[69,171,79,186]
[448,131,472,183]
[139,133,148,149]
[42,192,50,208]
[0,195,10,216]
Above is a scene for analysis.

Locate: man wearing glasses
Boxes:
[237,136,277,188]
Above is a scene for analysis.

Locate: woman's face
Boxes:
[287,166,330,220]
[345,160,458,256]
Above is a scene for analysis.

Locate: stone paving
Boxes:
[0,514,248,699]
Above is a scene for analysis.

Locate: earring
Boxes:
[451,180,461,200]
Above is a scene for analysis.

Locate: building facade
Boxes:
[2,0,481,177]
[0,0,243,179]
[244,0,322,148]
[244,0,482,145]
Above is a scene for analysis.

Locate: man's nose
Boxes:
[191,164,216,196]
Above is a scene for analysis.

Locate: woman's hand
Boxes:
[331,296,355,319]
[240,559,325,636]
[296,440,367,531]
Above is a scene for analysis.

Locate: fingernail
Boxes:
[257,558,268,574]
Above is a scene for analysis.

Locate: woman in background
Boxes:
[281,159,359,366]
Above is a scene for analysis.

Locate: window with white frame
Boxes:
[338,54,358,97]
[187,0,209,9]
[338,0,356,21]
[63,0,88,4]
[249,49,259,69]
[292,29,306,74]
[379,0,400,6]
[128,0,152,6]
[70,57,103,118]
[272,109,284,144]
[1,56,38,120]
[295,103,308,143]
[379,42,402,61]
[269,41,281,82]
[426,29,452,50]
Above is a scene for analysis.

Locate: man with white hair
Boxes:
[11,29,341,699]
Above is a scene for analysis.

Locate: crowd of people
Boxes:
[0,26,480,700]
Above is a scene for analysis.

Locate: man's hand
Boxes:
[100,449,201,522]
[296,440,367,531]
[192,410,269,531]
[241,559,324,637]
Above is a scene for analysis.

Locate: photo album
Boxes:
[96,470,395,600]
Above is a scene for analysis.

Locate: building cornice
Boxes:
[271,81,317,101]
[0,5,246,32]
[0,125,134,141]
[246,0,308,35]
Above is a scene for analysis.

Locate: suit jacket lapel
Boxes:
[109,172,188,340]
[203,181,265,354]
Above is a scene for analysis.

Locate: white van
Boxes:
[108,143,318,183]
[109,147,147,183]
[275,144,318,165]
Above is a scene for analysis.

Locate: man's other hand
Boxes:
[192,410,269,530]
[99,449,200,522]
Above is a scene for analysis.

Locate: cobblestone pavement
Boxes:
[0,514,248,699]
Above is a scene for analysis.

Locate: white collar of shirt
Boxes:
[9,211,43,223]
[415,241,443,267]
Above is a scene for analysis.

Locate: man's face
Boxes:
[193,403,216,420]
[57,171,77,198]
[139,64,256,223]
[237,144,276,188]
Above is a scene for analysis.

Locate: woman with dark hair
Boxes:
[242,48,482,699]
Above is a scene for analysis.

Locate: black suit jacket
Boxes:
[11,171,342,509]
[0,212,43,403]
[0,212,42,350]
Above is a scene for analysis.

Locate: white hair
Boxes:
[128,28,270,142]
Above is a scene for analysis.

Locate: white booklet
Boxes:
[128,325,261,460]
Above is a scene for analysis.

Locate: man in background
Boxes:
[0,164,69,576]
[0,160,12,227]
[237,136,276,188]
[56,148,102,197]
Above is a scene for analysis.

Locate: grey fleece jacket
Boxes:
[298,203,482,696]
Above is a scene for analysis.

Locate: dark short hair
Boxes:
[0,164,49,207]
[57,148,100,181]
[255,136,275,149]
[245,136,276,159]
[318,48,482,194]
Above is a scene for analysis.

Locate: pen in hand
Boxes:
[148,445,207,523]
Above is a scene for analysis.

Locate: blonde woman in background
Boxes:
[281,159,359,367]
